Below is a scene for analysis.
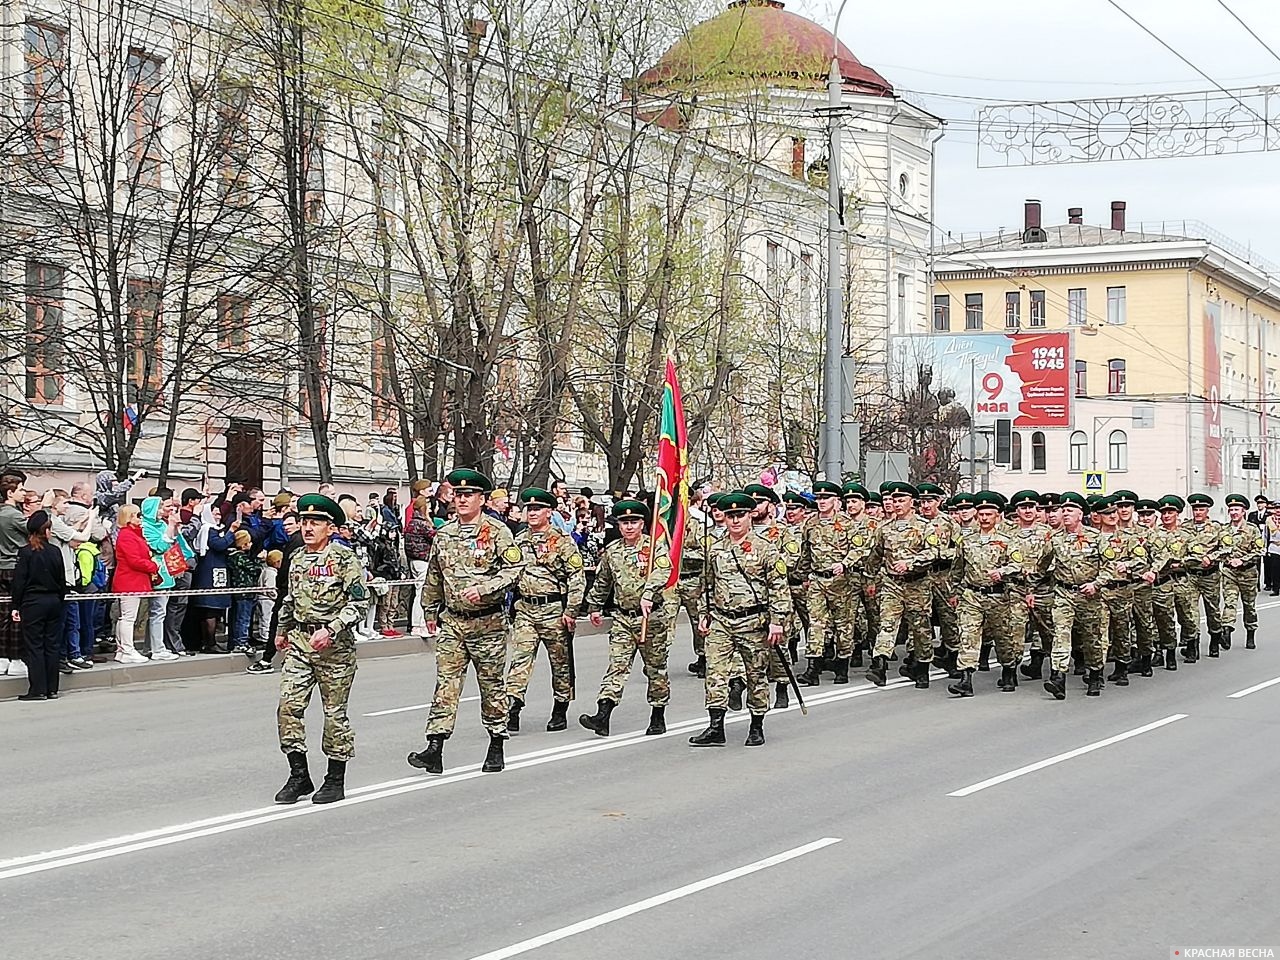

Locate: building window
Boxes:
[898,172,910,198]
[1223,353,1235,401]
[1108,358,1126,395]
[1068,287,1087,325]
[126,279,163,401]
[897,273,908,328]
[302,109,325,222]
[1107,285,1127,325]
[371,320,396,429]
[1031,430,1046,471]
[766,240,780,302]
[933,294,950,332]
[1069,430,1088,472]
[216,294,248,350]
[1010,432,1023,471]
[1074,359,1087,397]
[217,83,251,204]
[1268,367,1277,417]
[1030,290,1046,327]
[800,252,814,328]
[964,293,983,330]
[25,261,65,404]
[1108,429,1128,471]
[23,22,66,158]
[790,137,805,179]
[1005,291,1020,329]
[127,49,164,187]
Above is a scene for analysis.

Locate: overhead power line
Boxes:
[1215,0,1280,66]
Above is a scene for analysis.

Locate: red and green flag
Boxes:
[652,356,688,588]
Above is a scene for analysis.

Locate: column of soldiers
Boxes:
[269,469,1269,799]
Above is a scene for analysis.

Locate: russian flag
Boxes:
[123,404,138,433]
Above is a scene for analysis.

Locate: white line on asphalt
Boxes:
[461,837,843,960]
[364,696,478,716]
[1227,675,1280,699]
[947,713,1188,798]
[0,674,922,881]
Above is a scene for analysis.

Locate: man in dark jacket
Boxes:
[247,512,302,675]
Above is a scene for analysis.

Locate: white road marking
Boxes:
[0,675,918,881]
[1227,675,1280,699]
[461,837,842,960]
[364,696,478,717]
[948,714,1188,798]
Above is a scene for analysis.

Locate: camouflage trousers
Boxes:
[957,587,1009,670]
[1132,583,1157,660]
[1099,584,1134,664]
[705,614,772,715]
[872,574,932,661]
[806,576,853,659]
[505,604,573,705]
[786,584,809,650]
[1050,587,1103,673]
[930,570,959,652]
[1186,569,1223,637]
[850,575,879,650]
[1153,576,1198,648]
[1008,586,1054,653]
[1222,564,1260,631]
[597,611,673,706]
[277,636,357,760]
[677,576,705,656]
[426,614,508,739]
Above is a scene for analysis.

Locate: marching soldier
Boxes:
[1006,489,1055,680]
[273,494,369,805]
[1093,496,1148,687]
[865,482,934,688]
[797,480,858,686]
[948,491,1017,696]
[746,483,800,708]
[1044,491,1104,699]
[1149,495,1196,669]
[1130,499,1161,675]
[408,468,525,776]
[690,492,791,748]
[1221,492,1264,651]
[842,484,879,668]
[579,500,676,738]
[681,492,714,679]
[781,492,812,668]
[505,488,587,734]
[917,483,961,672]
[1185,493,1230,659]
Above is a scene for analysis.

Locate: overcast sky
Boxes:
[799,0,1280,259]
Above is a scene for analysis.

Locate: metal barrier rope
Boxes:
[0,579,425,604]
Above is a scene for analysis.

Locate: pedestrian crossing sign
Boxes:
[1083,471,1106,494]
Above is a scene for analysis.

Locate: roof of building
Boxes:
[637,0,893,98]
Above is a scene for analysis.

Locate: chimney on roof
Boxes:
[1023,199,1047,244]
[1111,200,1127,233]
[1068,207,1083,225]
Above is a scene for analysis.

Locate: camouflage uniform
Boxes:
[1221,520,1264,632]
[1005,522,1055,657]
[1048,527,1104,673]
[848,515,880,652]
[505,528,587,705]
[678,517,713,658]
[1184,518,1230,641]
[783,518,811,654]
[921,513,962,655]
[952,529,1016,669]
[1096,527,1148,665]
[701,532,792,715]
[754,517,801,683]
[1129,524,1158,664]
[276,541,369,760]
[799,513,859,660]
[586,535,676,706]
[421,514,525,739]
[869,515,934,662]
[1148,525,1197,650]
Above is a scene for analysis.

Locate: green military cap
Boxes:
[951,492,976,508]
[718,491,756,515]
[1136,498,1160,513]
[1039,492,1059,507]
[1009,489,1040,508]
[1158,494,1186,511]
[916,482,946,499]
[1112,489,1138,506]
[1187,493,1214,507]
[1224,493,1251,508]
[782,492,808,507]
[519,487,556,508]
[297,493,345,526]
[972,490,1002,510]
[705,492,725,509]
[1094,494,1117,514]
[612,499,650,522]
[744,483,780,505]
[991,491,1008,507]
[813,481,842,497]
[842,482,868,500]
[881,481,918,498]
[867,491,883,505]
[445,468,492,494]
[1059,491,1088,510]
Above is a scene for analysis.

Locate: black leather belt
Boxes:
[887,569,928,583]
[963,584,1004,595]
[714,604,766,618]
[931,560,954,572]
[515,593,565,606]
[445,604,506,620]
[788,576,806,587]
[1157,570,1187,582]
[1190,563,1219,574]
[1101,580,1132,589]
[812,570,840,580]
[295,621,331,632]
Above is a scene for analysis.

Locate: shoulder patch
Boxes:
[784,540,800,556]
[502,545,523,563]
[567,552,584,570]
[351,581,369,601]
[1257,537,1266,549]
[1010,550,1023,562]
[1223,534,1234,546]
[655,555,671,569]
[1133,545,1147,557]
[852,535,864,547]
[774,559,787,575]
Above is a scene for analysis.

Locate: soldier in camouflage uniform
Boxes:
[1220,492,1264,651]
[505,488,587,734]
[865,481,934,689]
[1149,495,1195,669]
[1184,492,1230,660]
[689,492,792,747]
[948,491,1018,696]
[747,483,800,709]
[681,491,715,678]
[842,484,879,668]
[917,482,961,672]
[579,500,676,738]
[408,469,525,776]
[1005,490,1055,680]
[273,494,370,805]
[1093,496,1149,687]
[797,480,858,686]
[781,493,812,668]
[1044,491,1105,699]
[1129,499,1161,675]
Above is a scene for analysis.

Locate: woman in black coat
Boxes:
[11,510,68,700]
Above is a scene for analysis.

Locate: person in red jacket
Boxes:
[112,504,159,664]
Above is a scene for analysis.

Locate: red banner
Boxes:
[1204,302,1223,485]
[1001,332,1072,428]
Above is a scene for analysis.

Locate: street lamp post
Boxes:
[821,0,851,483]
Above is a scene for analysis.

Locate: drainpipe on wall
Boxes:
[1186,254,1209,493]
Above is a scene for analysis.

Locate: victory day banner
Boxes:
[890,332,1074,429]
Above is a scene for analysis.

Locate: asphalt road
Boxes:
[5,603,1280,960]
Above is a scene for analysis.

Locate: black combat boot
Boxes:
[788,638,799,664]
[646,706,666,736]
[481,734,505,773]
[998,665,1017,691]
[1020,649,1045,680]
[688,655,706,678]
[311,758,346,803]
[274,751,315,804]
[1109,660,1129,686]
[1086,669,1103,697]
[744,715,765,747]
[833,658,850,684]
[798,657,822,686]
[948,668,974,697]
[774,682,789,709]
[578,699,615,737]
[1164,647,1179,671]
[1247,628,1257,650]
[1208,633,1220,658]
[1137,654,1154,677]
[977,643,992,671]
[944,648,962,679]
[850,646,864,668]
[507,697,523,733]
[865,655,888,687]
[1044,670,1067,700]
[689,708,727,746]
[1072,648,1086,675]
[1221,627,1233,651]
[546,700,569,732]
[407,734,445,774]
[912,660,931,689]
[1184,638,1200,663]
[728,677,746,711]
